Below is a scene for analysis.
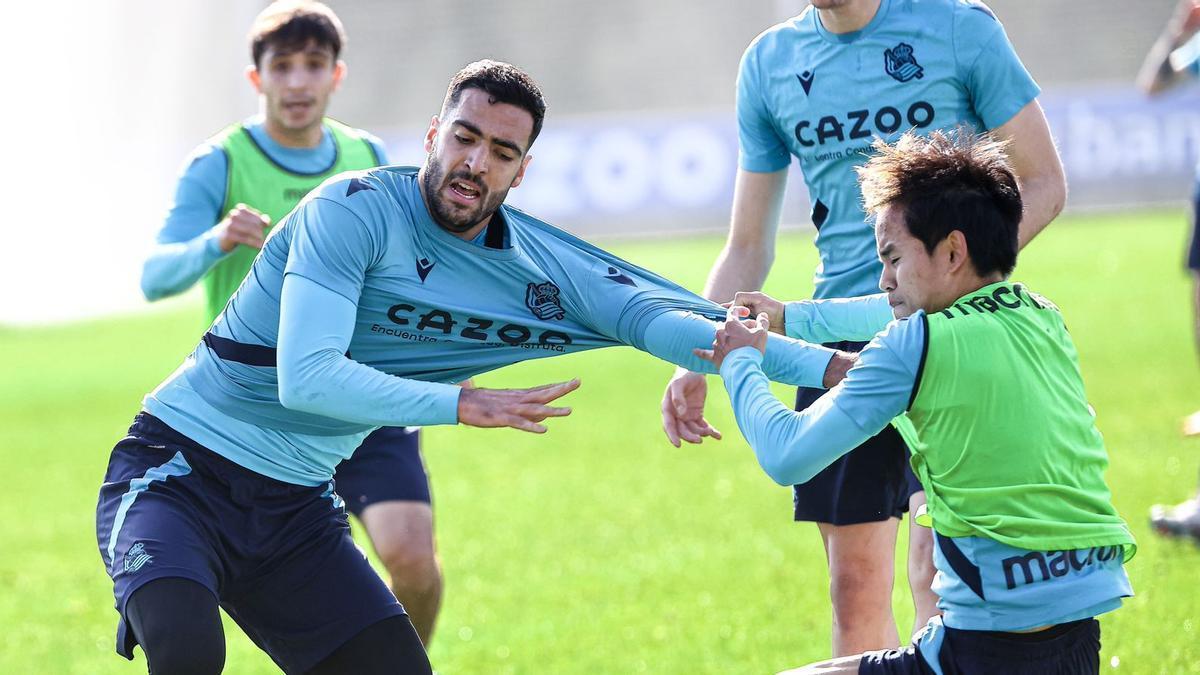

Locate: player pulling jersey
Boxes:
[143,166,837,485]
[724,285,1134,671]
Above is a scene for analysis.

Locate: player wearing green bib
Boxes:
[197,117,380,321]
[700,130,1134,674]
[137,1,445,651]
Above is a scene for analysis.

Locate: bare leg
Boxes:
[817,519,901,656]
[360,501,443,646]
[906,491,940,641]
[1186,272,1200,436]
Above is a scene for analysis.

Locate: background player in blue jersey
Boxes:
[699,130,1133,675]
[1137,0,1200,542]
[137,1,446,646]
[96,60,845,673]
[660,0,1067,656]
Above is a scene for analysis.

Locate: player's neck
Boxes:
[932,271,1009,313]
[817,0,882,35]
[261,117,325,149]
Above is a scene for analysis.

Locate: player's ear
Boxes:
[944,230,970,273]
[423,116,439,153]
[246,64,262,94]
[510,154,533,188]
[332,60,347,91]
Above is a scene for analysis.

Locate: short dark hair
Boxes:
[857,128,1023,277]
[249,1,346,68]
[441,60,548,149]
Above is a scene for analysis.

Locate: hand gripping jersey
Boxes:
[144,167,767,485]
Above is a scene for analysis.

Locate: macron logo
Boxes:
[346,177,375,196]
[416,257,436,282]
[604,266,636,287]
[797,70,815,95]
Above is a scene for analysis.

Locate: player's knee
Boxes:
[829,565,891,614]
[376,540,440,589]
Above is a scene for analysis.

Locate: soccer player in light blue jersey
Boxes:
[1138,0,1200,542]
[96,60,847,673]
[136,1,446,651]
[699,130,1133,675]
[660,0,1067,655]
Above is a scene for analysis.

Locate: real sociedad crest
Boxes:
[525,282,566,321]
[124,542,153,573]
[884,42,923,82]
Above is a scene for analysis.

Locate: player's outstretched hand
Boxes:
[661,369,723,448]
[216,203,271,253]
[457,379,580,433]
[694,306,770,370]
[724,291,787,335]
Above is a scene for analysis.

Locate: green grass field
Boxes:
[1,209,1198,674]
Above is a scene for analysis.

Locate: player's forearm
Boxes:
[276,274,461,427]
[783,294,894,343]
[1139,12,1200,95]
[719,347,871,485]
[277,344,460,427]
[140,230,227,301]
[701,168,787,303]
[642,311,835,388]
[702,242,775,304]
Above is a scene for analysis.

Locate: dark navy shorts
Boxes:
[793,340,922,525]
[95,413,406,673]
[334,426,430,517]
[1189,182,1200,271]
[859,617,1101,674]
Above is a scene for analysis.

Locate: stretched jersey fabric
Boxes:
[719,283,1134,630]
[141,117,387,311]
[145,167,835,486]
[737,0,1039,299]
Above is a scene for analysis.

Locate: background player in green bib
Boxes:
[660,0,1068,656]
[699,130,1134,674]
[138,1,444,646]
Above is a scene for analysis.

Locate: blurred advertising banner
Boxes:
[381,85,1200,237]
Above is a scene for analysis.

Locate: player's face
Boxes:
[420,88,534,237]
[875,203,957,318]
[249,41,344,140]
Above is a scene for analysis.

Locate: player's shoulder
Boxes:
[886,0,1003,40]
[869,310,928,350]
[178,125,240,180]
[306,165,415,209]
[893,0,998,20]
[745,10,814,57]
[322,117,383,146]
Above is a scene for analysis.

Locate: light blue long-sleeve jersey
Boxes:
[140,117,388,300]
[721,294,1130,631]
[144,166,835,486]
[737,0,1039,299]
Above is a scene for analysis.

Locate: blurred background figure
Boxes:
[1138,0,1200,543]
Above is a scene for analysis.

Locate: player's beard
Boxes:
[421,150,507,234]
